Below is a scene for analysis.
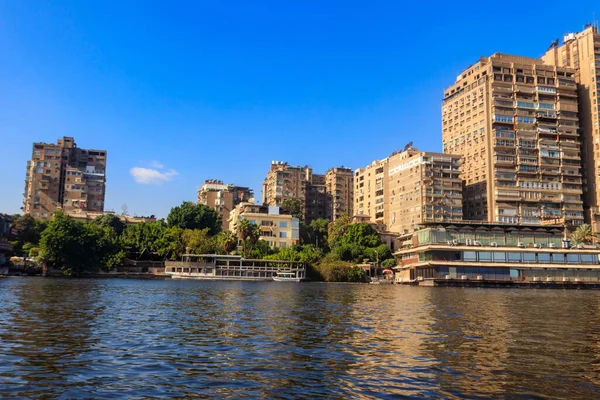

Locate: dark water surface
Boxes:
[1,278,600,398]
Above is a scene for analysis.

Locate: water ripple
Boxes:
[1,278,600,398]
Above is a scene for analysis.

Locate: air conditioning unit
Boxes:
[533,276,541,282]
[476,275,484,280]
[518,242,525,248]
[460,275,468,280]
[474,241,482,246]
[490,242,498,247]
[465,239,473,246]
[549,243,557,248]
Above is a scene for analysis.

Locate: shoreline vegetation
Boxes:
[6,201,395,282]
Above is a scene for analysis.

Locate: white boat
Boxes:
[165,254,306,281]
[272,272,303,282]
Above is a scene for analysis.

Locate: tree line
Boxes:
[8,200,396,280]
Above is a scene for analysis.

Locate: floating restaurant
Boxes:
[394,221,600,287]
[165,254,306,281]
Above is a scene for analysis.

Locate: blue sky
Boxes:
[1,1,598,218]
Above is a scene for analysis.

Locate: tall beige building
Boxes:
[197,179,253,231]
[261,161,353,222]
[354,147,462,234]
[325,167,353,220]
[542,24,600,231]
[442,53,584,226]
[23,136,107,219]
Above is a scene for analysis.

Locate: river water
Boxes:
[1,278,599,398]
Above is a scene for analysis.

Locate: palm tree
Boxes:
[247,223,262,256]
[219,230,237,254]
[236,218,253,257]
[571,223,594,245]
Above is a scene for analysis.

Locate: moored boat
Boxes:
[272,272,303,282]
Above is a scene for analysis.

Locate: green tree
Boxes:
[572,223,594,245]
[280,198,303,220]
[92,213,126,235]
[155,226,185,259]
[120,221,168,258]
[166,201,221,235]
[310,218,330,249]
[218,230,238,254]
[327,215,351,247]
[247,239,273,259]
[10,214,48,255]
[39,212,124,276]
[182,228,217,255]
[236,218,253,257]
[381,258,397,269]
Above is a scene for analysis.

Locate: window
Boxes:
[538,253,551,263]
[279,232,287,238]
[507,253,521,262]
[279,221,288,228]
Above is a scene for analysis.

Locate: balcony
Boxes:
[514,85,536,94]
[536,111,557,119]
[494,139,516,148]
[562,169,582,177]
[492,83,513,93]
[495,190,521,201]
[558,112,578,121]
[563,177,583,185]
[557,101,578,112]
[561,153,580,160]
[494,155,516,165]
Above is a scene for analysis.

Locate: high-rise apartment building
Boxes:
[542,24,600,231]
[261,161,354,222]
[442,53,584,226]
[23,137,107,219]
[354,147,462,234]
[325,167,354,220]
[197,179,253,231]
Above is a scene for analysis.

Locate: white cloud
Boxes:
[130,167,178,185]
[146,160,164,169]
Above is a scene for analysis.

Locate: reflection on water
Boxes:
[1,278,600,398]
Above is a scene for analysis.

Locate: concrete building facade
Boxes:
[354,147,462,234]
[542,24,600,231]
[261,161,354,223]
[23,137,107,219]
[442,53,584,226]
[228,202,300,248]
[325,167,354,220]
[197,179,253,231]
